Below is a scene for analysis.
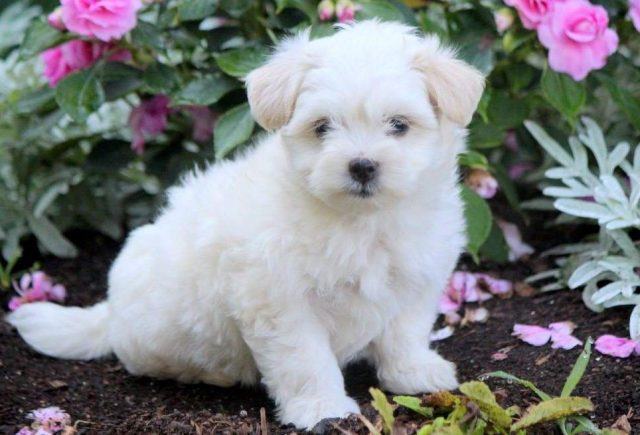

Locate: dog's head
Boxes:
[245,21,484,210]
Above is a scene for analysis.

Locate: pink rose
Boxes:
[41,40,131,87]
[504,0,556,29]
[630,0,640,31]
[129,95,171,154]
[537,0,618,81]
[61,0,142,42]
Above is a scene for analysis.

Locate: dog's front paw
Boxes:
[379,350,458,394]
[279,394,360,429]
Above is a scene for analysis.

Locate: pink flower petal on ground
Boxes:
[430,326,454,342]
[49,284,67,302]
[8,296,24,311]
[497,220,534,261]
[513,324,552,346]
[463,307,490,324]
[595,335,638,358]
[476,273,513,296]
[451,271,483,302]
[29,407,70,432]
[438,293,461,314]
[548,321,576,335]
[444,311,461,325]
[491,352,509,361]
[15,427,35,435]
[550,332,583,350]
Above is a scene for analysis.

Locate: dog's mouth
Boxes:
[347,182,377,198]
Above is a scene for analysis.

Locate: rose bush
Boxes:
[0,0,638,280]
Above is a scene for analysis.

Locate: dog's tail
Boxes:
[6,301,112,360]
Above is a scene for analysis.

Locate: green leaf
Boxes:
[55,68,105,123]
[86,140,134,172]
[173,75,237,106]
[358,0,415,23]
[19,17,64,59]
[215,47,268,78]
[459,381,512,429]
[458,151,489,170]
[461,185,492,261]
[488,91,528,129]
[468,121,505,149]
[484,371,551,401]
[214,103,255,160]
[370,388,395,435]
[561,338,593,398]
[14,86,56,114]
[144,63,181,94]
[597,73,640,131]
[511,397,594,431]
[101,63,143,100]
[27,215,78,258]
[33,181,69,218]
[275,0,317,19]
[393,396,433,417]
[131,20,164,49]
[541,68,586,126]
[219,0,252,17]
[524,120,574,168]
[478,220,509,264]
[178,0,218,21]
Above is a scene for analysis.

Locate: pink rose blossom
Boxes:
[318,0,335,21]
[595,335,639,358]
[505,0,556,29]
[631,0,640,31]
[41,40,131,87]
[9,272,66,311]
[129,95,171,154]
[495,8,515,32]
[465,169,498,199]
[537,0,618,81]
[48,7,65,31]
[61,0,142,42]
[336,0,359,23]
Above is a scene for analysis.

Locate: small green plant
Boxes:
[526,118,640,339]
[365,339,607,434]
[0,248,22,289]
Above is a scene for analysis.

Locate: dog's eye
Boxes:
[388,117,409,136]
[313,119,331,138]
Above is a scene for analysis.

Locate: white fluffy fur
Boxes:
[7,21,484,429]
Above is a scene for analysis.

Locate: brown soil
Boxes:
[1,234,638,434]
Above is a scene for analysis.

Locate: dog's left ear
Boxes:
[413,40,485,126]
[245,32,315,131]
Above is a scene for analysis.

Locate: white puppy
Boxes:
[7,21,484,429]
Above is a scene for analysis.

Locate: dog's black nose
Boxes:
[348,158,378,183]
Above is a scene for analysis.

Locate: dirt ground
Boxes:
[1,234,638,434]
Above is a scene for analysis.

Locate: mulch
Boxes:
[1,234,638,434]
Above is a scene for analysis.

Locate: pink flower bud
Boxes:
[317,0,335,21]
[465,169,498,199]
[336,0,358,23]
[494,8,514,32]
[47,7,66,31]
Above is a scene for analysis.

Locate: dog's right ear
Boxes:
[245,32,314,131]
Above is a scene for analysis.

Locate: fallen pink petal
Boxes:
[513,324,552,346]
[462,307,490,325]
[595,335,639,358]
[491,352,509,361]
[476,273,513,296]
[497,220,534,261]
[9,272,67,311]
[550,332,583,350]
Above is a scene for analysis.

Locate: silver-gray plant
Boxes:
[526,118,640,339]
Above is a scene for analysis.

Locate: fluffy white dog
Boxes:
[7,21,484,429]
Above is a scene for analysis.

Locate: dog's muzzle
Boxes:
[348,158,379,198]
